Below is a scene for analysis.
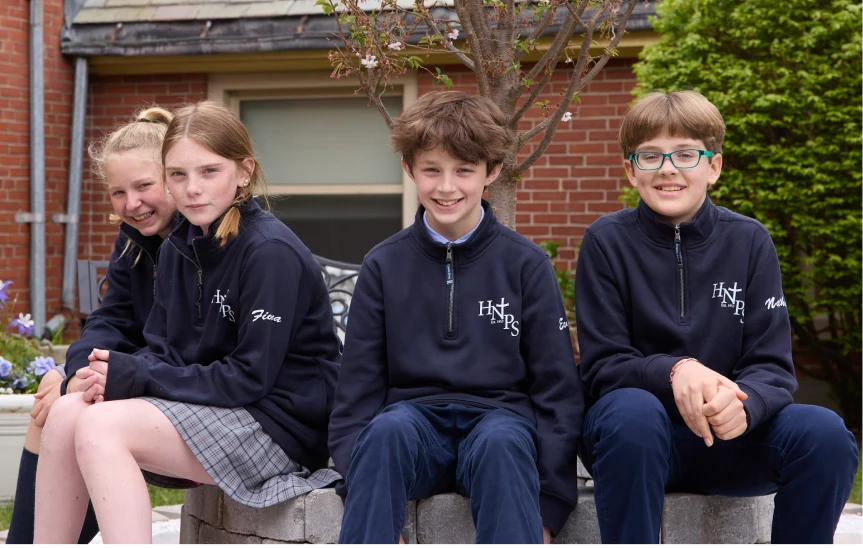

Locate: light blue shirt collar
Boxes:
[423,206,485,245]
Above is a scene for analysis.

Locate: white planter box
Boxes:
[0,394,34,501]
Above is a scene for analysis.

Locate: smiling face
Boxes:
[405,145,502,242]
[105,149,175,238]
[164,137,254,235]
[624,130,722,225]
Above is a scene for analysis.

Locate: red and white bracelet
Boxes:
[669,358,698,385]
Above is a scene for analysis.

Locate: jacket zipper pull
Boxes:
[445,244,453,286]
[674,225,685,318]
[196,268,203,319]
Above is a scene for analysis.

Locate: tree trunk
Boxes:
[487,166,518,230]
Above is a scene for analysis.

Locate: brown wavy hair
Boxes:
[390,91,514,176]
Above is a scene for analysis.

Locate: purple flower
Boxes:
[29,356,54,376]
[0,357,11,379]
[12,376,30,391]
[0,280,11,305]
[10,313,34,337]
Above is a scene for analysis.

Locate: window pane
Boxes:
[263,194,403,264]
[241,97,403,186]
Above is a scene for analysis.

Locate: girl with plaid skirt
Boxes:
[34,101,342,543]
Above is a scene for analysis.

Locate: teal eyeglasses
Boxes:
[628,149,714,170]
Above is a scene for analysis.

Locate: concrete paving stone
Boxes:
[153,504,184,520]
[576,457,592,479]
[661,493,770,544]
[416,493,475,543]
[151,510,170,522]
[184,484,223,528]
[754,493,775,543]
[554,486,602,544]
[179,506,201,544]
[222,493,305,541]
[199,522,262,544]
[152,519,182,544]
[304,489,344,544]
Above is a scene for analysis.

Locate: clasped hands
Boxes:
[671,359,748,446]
[71,348,110,404]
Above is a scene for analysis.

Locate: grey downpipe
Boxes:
[59,57,88,310]
[29,0,46,336]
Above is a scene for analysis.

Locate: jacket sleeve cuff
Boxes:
[643,355,679,403]
[104,352,144,401]
[540,491,575,538]
[738,382,767,433]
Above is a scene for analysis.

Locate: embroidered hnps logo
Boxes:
[712,282,745,323]
[251,309,282,323]
[765,295,787,310]
[211,289,235,322]
[478,298,520,336]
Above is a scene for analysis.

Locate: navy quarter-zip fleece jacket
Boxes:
[575,197,796,432]
[329,201,583,535]
[61,222,164,394]
[106,200,341,470]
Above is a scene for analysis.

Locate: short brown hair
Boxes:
[163,101,268,247]
[619,90,725,158]
[391,91,514,175]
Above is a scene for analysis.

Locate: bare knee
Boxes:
[74,403,129,464]
[40,393,89,456]
[37,367,63,391]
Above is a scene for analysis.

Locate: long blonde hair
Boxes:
[162,101,268,247]
[89,106,173,261]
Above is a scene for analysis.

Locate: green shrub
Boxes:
[628,0,862,434]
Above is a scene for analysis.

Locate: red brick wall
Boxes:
[417,59,635,273]
[0,0,73,330]
[78,74,208,263]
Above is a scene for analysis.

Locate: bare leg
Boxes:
[33,393,94,544]
[23,368,63,453]
[74,399,214,544]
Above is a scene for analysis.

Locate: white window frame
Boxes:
[208,71,418,228]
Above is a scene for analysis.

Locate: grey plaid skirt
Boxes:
[139,397,341,507]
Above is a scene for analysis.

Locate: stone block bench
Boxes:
[180,484,775,543]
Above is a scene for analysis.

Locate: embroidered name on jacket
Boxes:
[211,289,235,322]
[251,309,281,323]
[478,298,520,336]
[712,282,745,320]
[765,295,786,310]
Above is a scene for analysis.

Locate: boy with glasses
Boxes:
[574,90,857,543]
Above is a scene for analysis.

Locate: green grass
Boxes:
[0,487,185,533]
[147,485,187,508]
[850,458,862,505]
[0,501,12,533]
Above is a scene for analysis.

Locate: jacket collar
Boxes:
[119,221,169,260]
[169,199,264,261]
[409,199,500,261]
[636,195,717,247]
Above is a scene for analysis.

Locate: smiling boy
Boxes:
[329,91,583,543]
[574,90,858,543]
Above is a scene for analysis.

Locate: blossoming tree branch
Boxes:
[316,0,640,228]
